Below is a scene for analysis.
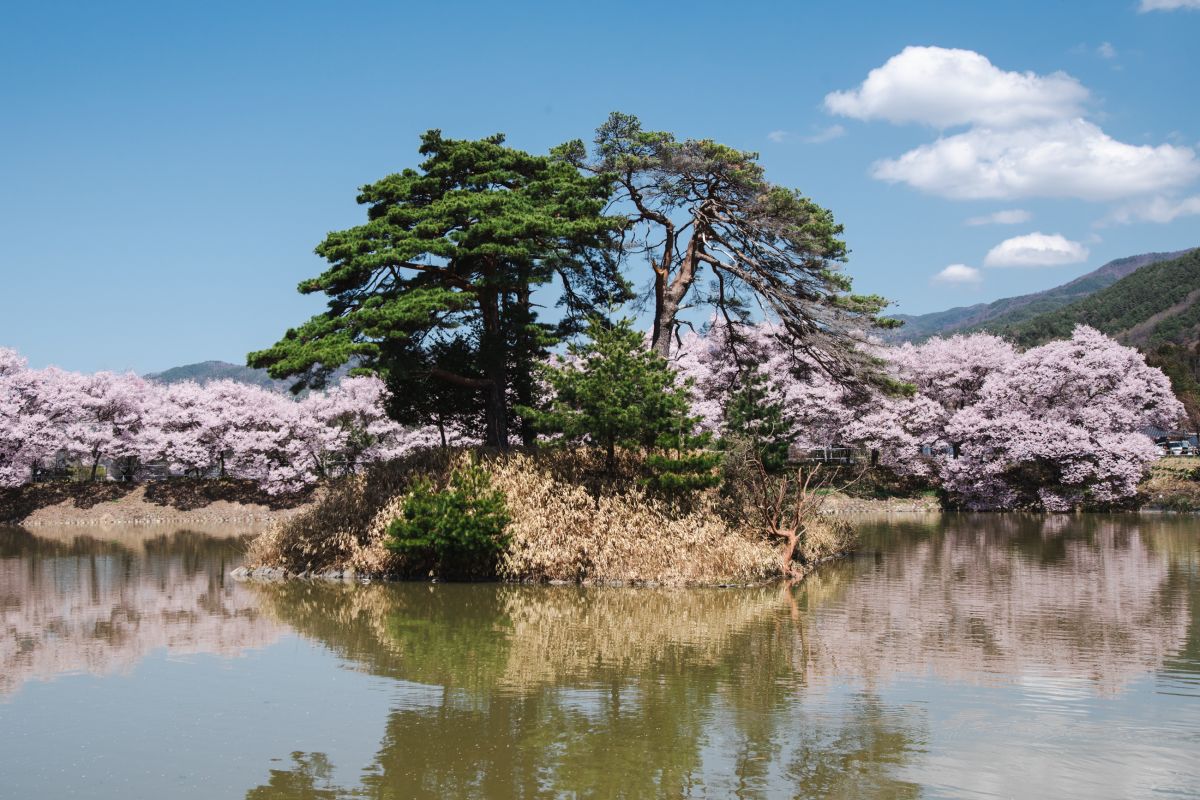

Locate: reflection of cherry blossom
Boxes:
[797,516,1191,696]
[0,529,285,697]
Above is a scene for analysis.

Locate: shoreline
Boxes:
[0,482,318,528]
[228,549,855,588]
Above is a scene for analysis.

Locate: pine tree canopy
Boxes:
[248,130,628,446]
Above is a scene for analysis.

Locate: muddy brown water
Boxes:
[1,514,1197,799]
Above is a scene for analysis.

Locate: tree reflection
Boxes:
[784,693,923,800]
[0,525,280,696]
[246,753,344,800]
[243,514,1198,799]
[246,581,924,798]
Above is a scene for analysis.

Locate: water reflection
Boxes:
[1,514,1197,798]
[0,524,283,697]
[796,514,1195,695]
[239,514,1197,798]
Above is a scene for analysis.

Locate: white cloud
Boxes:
[768,125,846,145]
[1140,0,1200,10]
[983,233,1089,267]
[824,46,1088,128]
[965,209,1033,226]
[803,124,846,144]
[827,46,1200,203]
[932,264,983,284]
[1104,194,1200,224]
[871,119,1199,200]
[1097,42,1117,59]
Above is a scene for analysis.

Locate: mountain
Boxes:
[997,248,1200,349]
[146,361,295,391]
[986,247,1200,424]
[146,360,356,392]
[890,250,1193,342]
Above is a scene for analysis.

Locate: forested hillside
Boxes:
[999,249,1200,348]
[890,251,1188,341]
[995,248,1200,424]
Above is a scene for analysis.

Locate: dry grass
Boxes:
[245,447,854,585]
[245,448,457,575]
[489,453,778,585]
[1140,459,1200,511]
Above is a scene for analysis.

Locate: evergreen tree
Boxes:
[555,112,897,387]
[521,318,700,473]
[721,369,791,472]
[248,131,627,448]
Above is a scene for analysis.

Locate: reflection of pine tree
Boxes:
[784,692,924,799]
[244,752,342,800]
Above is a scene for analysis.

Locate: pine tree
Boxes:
[249,131,627,448]
[521,319,702,474]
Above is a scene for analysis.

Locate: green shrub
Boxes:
[720,369,791,472]
[644,451,722,495]
[385,464,510,579]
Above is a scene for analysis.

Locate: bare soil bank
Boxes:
[819,492,942,514]
[0,479,317,527]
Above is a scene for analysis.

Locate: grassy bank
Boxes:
[243,448,856,586]
[1140,456,1200,511]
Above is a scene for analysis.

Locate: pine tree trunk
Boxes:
[478,270,508,450]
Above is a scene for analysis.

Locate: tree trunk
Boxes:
[650,284,677,358]
[649,224,705,359]
[515,282,538,448]
[776,528,801,579]
[478,269,508,450]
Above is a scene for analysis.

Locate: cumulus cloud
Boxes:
[1139,0,1200,10]
[965,209,1032,226]
[1103,194,1200,225]
[1097,42,1117,59]
[871,120,1199,201]
[932,264,983,284]
[983,233,1089,267]
[827,46,1200,202]
[824,46,1088,128]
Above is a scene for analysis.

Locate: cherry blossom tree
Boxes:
[0,348,457,494]
[941,326,1182,510]
[64,371,160,480]
[673,320,853,450]
[674,323,1181,510]
[0,353,78,487]
[839,333,1018,476]
[299,376,421,478]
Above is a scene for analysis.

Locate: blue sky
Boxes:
[2,0,1198,373]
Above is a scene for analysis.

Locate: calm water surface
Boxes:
[1,515,1198,799]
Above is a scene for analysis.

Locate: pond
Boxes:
[1,515,1198,799]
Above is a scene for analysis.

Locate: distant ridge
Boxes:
[994,248,1200,349]
[890,250,1194,342]
[146,360,293,391]
[976,247,1200,424]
